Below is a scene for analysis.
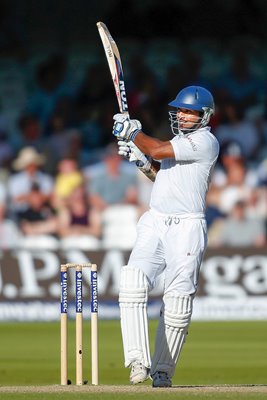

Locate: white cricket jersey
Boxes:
[149,127,219,215]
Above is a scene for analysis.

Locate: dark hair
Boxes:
[18,114,38,130]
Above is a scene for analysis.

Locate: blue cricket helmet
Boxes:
[168,85,215,112]
[168,86,215,135]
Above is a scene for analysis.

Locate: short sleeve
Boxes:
[170,129,219,163]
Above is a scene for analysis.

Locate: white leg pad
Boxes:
[150,294,193,377]
[119,266,151,368]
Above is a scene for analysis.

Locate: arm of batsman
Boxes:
[113,113,142,140]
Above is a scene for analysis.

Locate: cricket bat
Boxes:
[96,22,129,116]
[96,21,157,182]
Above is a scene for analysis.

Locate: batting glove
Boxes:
[118,140,151,171]
[117,140,131,159]
[112,113,142,141]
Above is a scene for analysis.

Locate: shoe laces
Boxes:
[132,361,145,372]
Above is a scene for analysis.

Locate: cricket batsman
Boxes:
[112,86,219,387]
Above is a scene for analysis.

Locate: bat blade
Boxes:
[97,21,129,116]
[96,22,157,182]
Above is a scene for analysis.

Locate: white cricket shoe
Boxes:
[130,361,149,384]
[152,371,172,387]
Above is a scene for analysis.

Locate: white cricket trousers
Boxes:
[128,209,207,295]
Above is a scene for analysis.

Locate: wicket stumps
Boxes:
[60,263,98,386]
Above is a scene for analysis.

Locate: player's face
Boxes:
[169,107,203,135]
[176,108,201,129]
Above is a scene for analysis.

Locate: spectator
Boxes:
[211,141,258,188]
[89,142,139,211]
[85,142,140,249]
[58,182,101,241]
[18,183,57,237]
[75,63,111,116]
[214,102,260,161]
[206,142,242,227]
[206,141,266,229]
[209,200,266,247]
[53,157,84,210]
[26,54,72,129]
[215,50,264,116]
[44,111,81,174]
[207,142,266,246]
[75,63,113,156]
[15,113,44,153]
[7,147,54,219]
[245,185,267,220]
[212,156,256,216]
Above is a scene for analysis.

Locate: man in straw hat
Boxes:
[7,147,54,219]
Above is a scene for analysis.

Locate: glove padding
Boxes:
[118,140,151,171]
[113,113,142,141]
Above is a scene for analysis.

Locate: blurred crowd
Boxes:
[0,32,266,250]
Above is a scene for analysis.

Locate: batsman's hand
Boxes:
[117,140,131,159]
[112,113,142,141]
[118,140,151,171]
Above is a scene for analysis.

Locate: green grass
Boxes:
[1,394,267,400]
[0,320,266,399]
